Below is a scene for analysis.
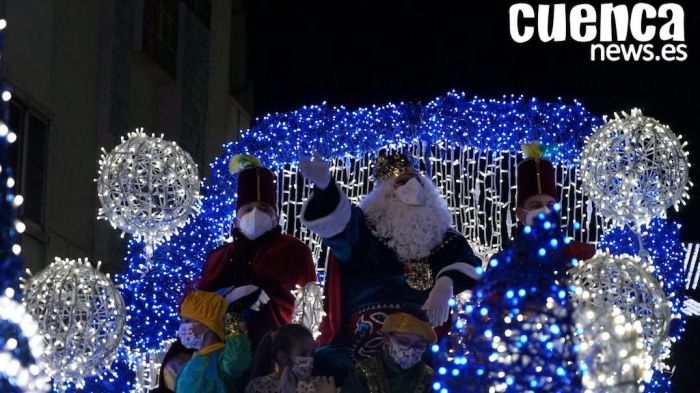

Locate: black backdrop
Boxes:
[248,2,700,391]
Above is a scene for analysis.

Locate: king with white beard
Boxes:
[299,152,482,383]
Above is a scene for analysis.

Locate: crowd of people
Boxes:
[152,144,595,393]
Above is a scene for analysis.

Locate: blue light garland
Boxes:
[0,20,45,393]
[83,92,606,390]
[599,218,686,390]
[437,208,580,393]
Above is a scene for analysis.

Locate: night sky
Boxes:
[249,1,700,391]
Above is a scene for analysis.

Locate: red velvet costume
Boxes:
[195,227,317,346]
[153,161,316,392]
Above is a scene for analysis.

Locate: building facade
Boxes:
[1,0,251,274]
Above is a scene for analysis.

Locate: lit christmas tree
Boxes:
[434,206,580,393]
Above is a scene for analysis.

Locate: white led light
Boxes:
[96,129,201,260]
[23,257,126,389]
[570,252,671,369]
[581,109,691,226]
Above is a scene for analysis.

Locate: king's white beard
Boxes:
[359,176,453,261]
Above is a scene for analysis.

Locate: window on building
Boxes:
[142,0,179,78]
[7,99,49,227]
[184,0,212,28]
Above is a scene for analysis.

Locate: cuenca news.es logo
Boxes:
[509,3,687,62]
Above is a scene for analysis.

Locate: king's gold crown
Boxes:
[373,152,420,181]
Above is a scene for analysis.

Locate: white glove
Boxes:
[299,152,331,189]
[223,285,270,311]
[421,276,454,327]
[251,290,271,311]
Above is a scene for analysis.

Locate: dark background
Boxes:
[248,1,699,391]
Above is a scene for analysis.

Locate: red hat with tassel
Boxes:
[516,143,557,207]
[229,154,276,211]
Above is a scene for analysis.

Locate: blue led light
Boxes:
[599,218,687,391]
[81,92,684,391]
[538,248,546,256]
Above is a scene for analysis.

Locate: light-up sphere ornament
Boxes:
[580,109,691,226]
[96,129,201,258]
[23,258,126,390]
[569,253,671,366]
[0,289,50,393]
[575,303,653,393]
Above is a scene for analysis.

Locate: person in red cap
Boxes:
[154,155,317,392]
[514,143,595,261]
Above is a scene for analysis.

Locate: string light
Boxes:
[580,109,692,227]
[0,292,50,393]
[438,211,580,393]
[84,92,602,391]
[599,219,686,391]
[22,258,126,391]
[0,17,47,392]
[96,129,202,260]
[574,303,653,393]
[77,92,690,392]
[569,254,671,368]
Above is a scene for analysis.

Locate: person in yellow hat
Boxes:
[173,290,252,393]
[342,311,436,393]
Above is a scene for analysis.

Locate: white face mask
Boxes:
[238,208,276,240]
[525,207,551,226]
[290,355,314,380]
[395,178,426,206]
[178,322,204,350]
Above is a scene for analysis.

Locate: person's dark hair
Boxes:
[249,324,314,378]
